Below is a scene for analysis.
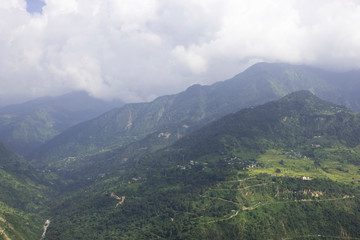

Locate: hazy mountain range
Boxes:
[1,62,360,239]
[0,91,124,157]
[32,62,360,168]
[46,91,360,239]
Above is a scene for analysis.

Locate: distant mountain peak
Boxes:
[33,63,360,166]
[277,90,346,114]
[279,90,317,102]
[174,90,360,161]
[0,91,125,157]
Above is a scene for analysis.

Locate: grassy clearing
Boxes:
[249,149,360,186]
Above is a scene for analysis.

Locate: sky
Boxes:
[25,0,45,14]
[1,0,360,106]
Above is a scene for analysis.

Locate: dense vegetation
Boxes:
[42,91,360,239]
[2,63,360,239]
[0,91,123,157]
[32,63,360,167]
[0,141,53,240]
[45,172,360,239]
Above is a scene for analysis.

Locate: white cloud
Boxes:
[172,45,207,74]
[2,0,26,10]
[44,0,78,16]
[1,0,360,105]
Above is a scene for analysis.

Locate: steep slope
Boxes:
[0,91,124,156]
[34,62,360,167]
[0,141,52,240]
[45,91,360,239]
[174,90,360,158]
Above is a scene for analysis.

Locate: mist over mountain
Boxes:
[174,90,360,158]
[33,62,360,167]
[3,0,360,238]
[4,0,360,104]
[0,91,124,157]
[2,77,360,239]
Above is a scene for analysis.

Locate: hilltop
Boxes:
[44,91,360,239]
[32,63,360,169]
[0,91,124,157]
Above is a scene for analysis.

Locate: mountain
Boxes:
[44,91,360,239]
[33,62,360,168]
[173,90,360,158]
[0,91,124,156]
[0,141,53,240]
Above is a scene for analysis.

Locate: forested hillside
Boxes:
[0,91,123,157]
[0,141,52,240]
[33,63,360,169]
[44,91,360,239]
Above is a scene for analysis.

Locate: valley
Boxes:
[1,63,360,239]
[42,89,360,239]
[31,63,360,170]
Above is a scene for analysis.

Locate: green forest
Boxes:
[2,85,360,239]
[41,91,360,239]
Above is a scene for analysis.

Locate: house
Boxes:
[301,175,311,180]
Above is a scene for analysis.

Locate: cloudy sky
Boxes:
[1,0,360,105]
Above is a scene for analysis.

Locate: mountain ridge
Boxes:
[0,91,124,156]
[33,63,360,167]
[44,90,360,239]
[174,90,359,157]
